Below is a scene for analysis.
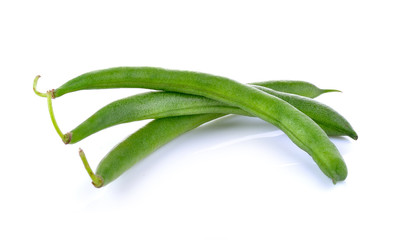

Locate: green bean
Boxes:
[80,114,225,187]
[34,67,347,183]
[67,91,245,144]
[66,87,357,144]
[49,75,338,99]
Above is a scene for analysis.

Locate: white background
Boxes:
[1,0,410,239]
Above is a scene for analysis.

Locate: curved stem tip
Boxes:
[79,148,104,188]
[33,75,48,97]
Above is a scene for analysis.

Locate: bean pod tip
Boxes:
[63,132,72,144]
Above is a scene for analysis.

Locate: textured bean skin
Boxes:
[52,67,347,183]
[67,87,357,144]
[68,92,243,144]
[53,75,335,99]
[254,86,357,139]
[94,88,356,186]
[96,114,224,186]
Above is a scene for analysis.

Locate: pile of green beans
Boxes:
[33,67,357,187]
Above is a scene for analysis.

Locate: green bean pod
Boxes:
[42,67,347,183]
[52,75,338,99]
[80,114,225,187]
[66,87,357,144]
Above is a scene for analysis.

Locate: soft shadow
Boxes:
[194,115,280,134]
[329,136,353,155]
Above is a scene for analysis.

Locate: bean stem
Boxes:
[46,91,66,141]
[79,148,104,188]
[34,75,69,142]
[33,75,47,97]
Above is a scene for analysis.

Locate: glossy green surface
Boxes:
[96,114,224,186]
[67,87,357,144]
[53,67,347,183]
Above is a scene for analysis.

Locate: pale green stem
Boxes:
[46,91,65,141]
[79,148,104,188]
[33,75,48,97]
[34,75,68,142]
